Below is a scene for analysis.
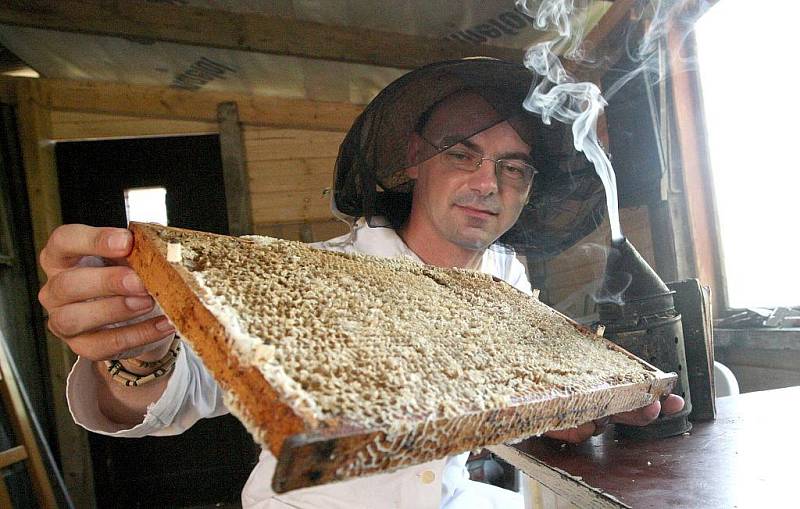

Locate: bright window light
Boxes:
[124,187,168,226]
[695,2,800,308]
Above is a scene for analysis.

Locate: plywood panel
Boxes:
[50,110,216,141]
[253,219,350,243]
[2,76,362,131]
[248,158,335,193]
[251,191,332,223]
[244,129,344,161]
[244,127,343,225]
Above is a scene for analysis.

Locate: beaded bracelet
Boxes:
[122,336,181,369]
[104,339,182,387]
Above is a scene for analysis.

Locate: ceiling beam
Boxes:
[0,0,526,70]
[565,0,716,84]
[564,0,639,83]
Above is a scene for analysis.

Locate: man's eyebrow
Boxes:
[447,138,533,163]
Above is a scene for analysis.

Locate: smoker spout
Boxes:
[598,237,674,324]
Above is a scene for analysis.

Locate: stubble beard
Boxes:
[444,193,503,250]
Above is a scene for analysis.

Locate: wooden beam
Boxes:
[668,30,727,314]
[0,0,525,70]
[49,111,217,141]
[563,0,639,83]
[581,0,639,53]
[217,102,253,236]
[489,444,627,509]
[565,0,712,86]
[15,80,59,281]
[0,76,362,132]
[16,78,97,508]
[0,445,27,468]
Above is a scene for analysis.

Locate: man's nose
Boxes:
[468,159,499,195]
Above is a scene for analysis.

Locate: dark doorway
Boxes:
[56,135,259,508]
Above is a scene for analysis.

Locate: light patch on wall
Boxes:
[124,187,168,226]
[2,68,39,78]
[696,2,800,308]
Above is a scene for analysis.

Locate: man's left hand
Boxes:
[545,394,685,443]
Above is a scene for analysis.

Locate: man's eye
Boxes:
[448,150,472,161]
[498,162,524,175]
[445,149,475,162]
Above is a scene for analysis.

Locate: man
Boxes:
[38,59,683,508]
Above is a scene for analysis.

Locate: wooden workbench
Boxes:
[492,386,799,508]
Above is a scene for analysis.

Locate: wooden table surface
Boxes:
[494,386,800,508]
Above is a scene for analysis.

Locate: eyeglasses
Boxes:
[419,135,538,189]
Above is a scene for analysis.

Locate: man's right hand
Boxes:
[38,224,176,362]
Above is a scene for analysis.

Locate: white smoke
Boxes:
[516,0,715,243]
[517,0,622,241]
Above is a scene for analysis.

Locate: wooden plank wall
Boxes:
[244,127,350,242]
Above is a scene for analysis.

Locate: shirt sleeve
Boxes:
[66,341,228,437]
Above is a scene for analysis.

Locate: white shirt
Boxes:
[67,219,530,509]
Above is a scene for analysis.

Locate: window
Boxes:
[695,2,800,308]
[124,187,168,226]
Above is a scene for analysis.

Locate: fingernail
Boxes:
[125,296,153,311]
[123,273,146,293]
[108,231,132,251]
[155,316,175,332]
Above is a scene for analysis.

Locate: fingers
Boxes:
[39,265,148,310]
[660,394,685,415]
[611,400,662,426]
[609,394,686,428]
[65,315,176,361]
[40,225,132,274]
[47,295,155,339]
[547,395,688,441]
[544,421,596,444]
[36,224,173,362]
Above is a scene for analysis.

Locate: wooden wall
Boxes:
[245,127,350,241]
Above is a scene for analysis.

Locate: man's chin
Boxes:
[449,229,497,251]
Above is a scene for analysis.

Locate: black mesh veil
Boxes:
[332,58,605,258]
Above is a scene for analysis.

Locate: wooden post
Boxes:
[217,102,253,236]
[15,79,96,508]
[668,30,727,313]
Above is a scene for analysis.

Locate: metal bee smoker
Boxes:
[597,238,693,438]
